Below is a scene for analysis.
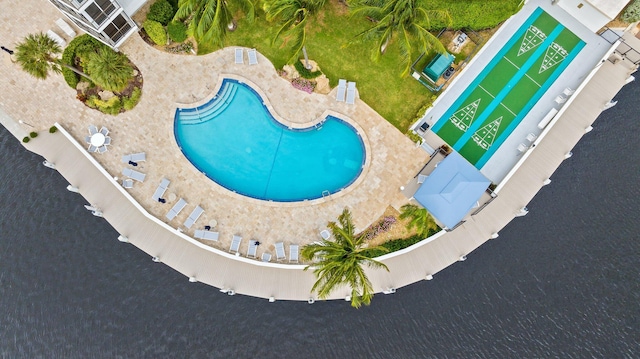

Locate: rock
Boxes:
[132,69,139,77]
[98,90,115,101]
[283,64,298,80]
[314,75,330,94]
[76,81,90,93]
[300,59,319,72]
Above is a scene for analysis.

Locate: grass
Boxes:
[198,0,521,131]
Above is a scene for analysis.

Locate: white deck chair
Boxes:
[203,231,219,241]
[46,30,66,47]
[166,198,187,220]
[336,79,347,102]
[346,82,356,104]
[275,242,286,261]
[229,235,242,254]
[289,244,299,263]
[55,18,76,38]
[130,152,146,162]
[183,205,204,229]
[88,125,98,135]
[194,229,205,239]
[320,229,331,240]
[122,179,134,188]
[235,48,243,64]
[122,168,146,182]
[248,48,258,65]
[152,178,170,201]
[247,240,258,258]
[261,252,272,262]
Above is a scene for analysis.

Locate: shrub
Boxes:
[22,137,30,143]
[622,0,640,22]
[123,87,142,110]
[291,77,316,93]
[85,95,99,109]
[93,96,122,115]
[29,131,38,138]
[147,0,175,25]
[144,20,167,46]
[49,126,58,133]
[167,21,188,43]
[61,34,106,89]
[294,61,322,79]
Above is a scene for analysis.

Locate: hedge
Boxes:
[61,34,105,89]
[167,21,188,43]
[147,0,175,25]
[144,20,167,46]
[623,0,640,22]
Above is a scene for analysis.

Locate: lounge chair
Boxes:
[122,168,146,182]
[131,152,146,162]
[289,244,299,263]
[88,144,97,152]
[122,179,134,188]
[103,137,111,145]
[98,145,107,153]
[417,174,428,184]
[275,242,285,261]
[320,229,331,240]
[152,178,170,201]
[235,48,243,64]
[166,198,187,220]
[55,18,76,38]
[183,205,204,229]
[229,235,242,254]
[88,125,98,135]
[99,127,109,136]
[195,229,219,241]
[336,79,347,102]
[346,82,356,105]
[46,30,66,47]
[247,240,258,258]
[248,48,258,65]
[261,252,272,262]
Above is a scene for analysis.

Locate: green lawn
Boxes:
[198,0,521,131]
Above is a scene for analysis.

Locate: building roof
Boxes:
[586,0,631,19]
[414,152,491,229]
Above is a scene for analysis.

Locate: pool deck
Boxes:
[2,0,639,300]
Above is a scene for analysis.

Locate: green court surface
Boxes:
[433,8,584,168]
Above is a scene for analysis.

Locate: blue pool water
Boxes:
[174,79,365,202]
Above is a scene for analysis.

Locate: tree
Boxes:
[399,203,438,238]
[350,0,452,76]
[174,0,255,48]
[301,208,389,308]
[85,48,134,92]
[15,32,91,81]
[263,0,326,68]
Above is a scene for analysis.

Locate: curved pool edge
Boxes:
[173,74,372,205]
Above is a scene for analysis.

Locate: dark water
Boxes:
[0,82,638,358]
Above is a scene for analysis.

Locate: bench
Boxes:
[537,108,558,129]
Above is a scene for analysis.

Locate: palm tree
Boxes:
[399,204,438,238]
[85,48,134,92]
[350,0,452,76]
[174,0,255,48]
[15,32,91,81]
[301,208,389,308]
[264,0,326,68]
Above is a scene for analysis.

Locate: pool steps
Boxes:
[178,82,238,124]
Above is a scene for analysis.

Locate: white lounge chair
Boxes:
[275,242,285,261]
[336,79,347,102]
[346,81,356,104]
[152,178,170,201]
[248,48,258,65]
[130,152,146,162]
[166,198,187,220]
[247,240,258,258]
[183,205,204,229]
[88,125,98,135]
[194,229,219,241]
[417,174,428,184]
[289,244,299,263]
[229,235,242,254]
[46,30,66,48]
[261,252,272,262]
[320,229,331,240]
[235,48,243,64]
[122,168,146,182]
[122,179,134,188]
[55,18,76,38]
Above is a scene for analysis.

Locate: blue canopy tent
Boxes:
[413,152,491,229]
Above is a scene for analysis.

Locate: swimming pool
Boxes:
[174,79,365,202]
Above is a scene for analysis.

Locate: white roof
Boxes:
[118,0,147,16]
[586,0,631,19]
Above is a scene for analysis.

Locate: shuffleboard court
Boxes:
[432,7,585,168]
